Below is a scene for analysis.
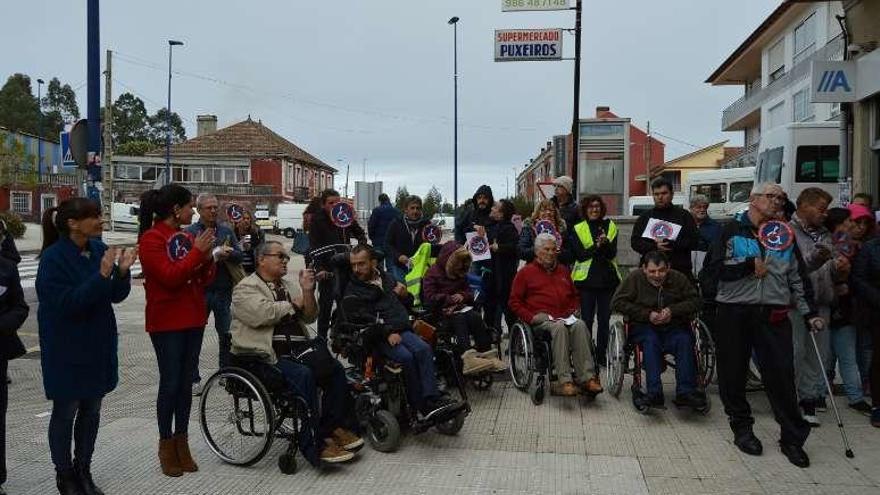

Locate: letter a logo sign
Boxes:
[812,61,857,103]
[818,71,852,93]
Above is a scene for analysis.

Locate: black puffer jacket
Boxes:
[852,236,880,323]
[342,270,410,336]
[631,205,698,275]
[308,209,367,269]
[385,216,431,271]
[454,185,494,244]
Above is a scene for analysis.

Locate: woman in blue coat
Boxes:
[36,198,137,495]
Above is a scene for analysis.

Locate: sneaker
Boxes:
[815,397,828,412]
[673,391,708,410]
[319,439,354,463]
[800,400,820,427]
[551,382,578,397]
[871,408,880,428]
[420,396,460,420]
[848,400,872,416]
[582,376,604,395]
[192,381,202,397]
[331,428,364,451]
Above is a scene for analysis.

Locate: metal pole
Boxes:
[87,0,101,202]
[570,0,582,200]
[165,44,173,185]
[37,79,43,183]
[454,21,459,209]
[103,50,114,226]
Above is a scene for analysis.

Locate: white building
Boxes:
[707,1,845,165]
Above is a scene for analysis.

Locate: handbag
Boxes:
[292,232,310,256]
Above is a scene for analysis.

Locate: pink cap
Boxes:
[847,203,873,221]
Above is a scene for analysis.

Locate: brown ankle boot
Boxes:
[158,438,182,477]
[174,433,199,472]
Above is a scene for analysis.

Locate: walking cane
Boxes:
[808,321,854,458]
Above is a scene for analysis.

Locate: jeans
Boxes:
[0,360,6,484]
[580,288,613,366]
[275,359,321,466]
[48,398,103,471]
[715,304,810,447]
[630,324,696,399]
[380,331,439,413]
[196,289,232,383]
[448,309,492,355]
[151,329,204,439]
[830,324,865,404]
[857,326,873,386]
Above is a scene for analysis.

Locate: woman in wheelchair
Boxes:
[229,241,363,466]
[422,241,506,375]
[610,251,707,411]
[343,244,464,420]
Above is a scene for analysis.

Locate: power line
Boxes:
[651,130,702,150]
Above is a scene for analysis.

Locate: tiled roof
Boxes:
[147,118,336,172]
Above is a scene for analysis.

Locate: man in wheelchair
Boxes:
[509,233,604,397]
[342,244,464,420]
[422,241,506,375]
[611,250,707,411]
[230,241,363,467]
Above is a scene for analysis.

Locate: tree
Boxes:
[0,129,32,185]
[423,186,443,220]
[511,195,535,218]
[116,140,154,156]
[394,186,410,210]
[146,107,186,146]
[42,77,80,123]
[440,202,454,215]
[0,74,39,136]
[110,92,150,145]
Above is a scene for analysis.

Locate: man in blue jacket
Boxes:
[186,193,243,394]
[367,193,400,256]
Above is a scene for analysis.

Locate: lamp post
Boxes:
[36,78,44,182]
[448,16,459,209]
[165,40,184,185]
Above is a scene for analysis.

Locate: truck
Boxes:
[275,202,309,238]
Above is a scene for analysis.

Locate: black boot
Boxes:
[55,468,85,495]
[76,463,104,495]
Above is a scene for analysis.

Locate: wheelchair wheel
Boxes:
[693,318,716,386]
[199,368,276,467]
[366,410,401,453]
[435,411,466,436]
[508,322,534,391]
[605,319,626,398]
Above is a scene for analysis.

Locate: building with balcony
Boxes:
[706,1,845,157]
[112,116,336,210]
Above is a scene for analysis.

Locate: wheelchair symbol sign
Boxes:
[226,203,244,223]
[468,234,490,257]
[757,220,794,251]
[166,232,193,261]
[423,224,442,244]
[649,221,674,240]
[331,202,354,228]
[534,220,562,247]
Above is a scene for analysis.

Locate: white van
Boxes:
[626,195,684,216]
[276,203,309,238]
[111,202,140,231]
[756,121,840,204]
[684,167,755,218]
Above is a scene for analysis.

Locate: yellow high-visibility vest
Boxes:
[571,220,621,282]
[405,242,436,307]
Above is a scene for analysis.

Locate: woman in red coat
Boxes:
[137,184,215,478]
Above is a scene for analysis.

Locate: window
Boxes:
[793,88,814,122]
[793,13,816,66]
[768,39,785,82]
[659,171,681,191]
[757,147,784,183]
[768,102,786,129]
[796,145,839,183]
[580,124,624,138]
[690,183,727,203]
[142,167,158,181]
[11,191,30,214]
[729,181,753,203]
[236,169,249,184]
[115,164,140,180]
[189,168,203,183]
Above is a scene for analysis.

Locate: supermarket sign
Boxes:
[502,0,570,12]
[495,29,563,62]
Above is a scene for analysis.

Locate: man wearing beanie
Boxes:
[552,176,581,228]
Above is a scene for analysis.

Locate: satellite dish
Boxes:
[69,119,89,168]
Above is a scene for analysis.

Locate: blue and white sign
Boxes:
[60,131,76,168]
[495,29,562,62]
[811,61,858,103]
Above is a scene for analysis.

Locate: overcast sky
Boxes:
[3,0,779,202]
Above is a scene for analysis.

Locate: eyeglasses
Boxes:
[264,253,290,262]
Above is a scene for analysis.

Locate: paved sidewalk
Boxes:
[5,263,880,494]
[12,223,139,254]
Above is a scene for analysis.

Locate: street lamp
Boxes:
[165,40,184,185]
[36,78,44,182]
[448,16,459,209]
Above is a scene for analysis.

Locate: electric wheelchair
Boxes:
[507,320,600,406]
[325,247,471,453]
[603,314,714,414]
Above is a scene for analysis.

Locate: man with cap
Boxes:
[551,176,581,228]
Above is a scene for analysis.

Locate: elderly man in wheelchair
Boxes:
[508,233,604,398]
[339,244,466,423]
[219,241,363,470]
[610,250,708,413]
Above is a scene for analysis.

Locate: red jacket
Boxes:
[140,221,215,332]
[509,261,579,324]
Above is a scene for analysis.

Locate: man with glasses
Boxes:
[186,193,242,395]
[706,182,823,468]
[230,241,362,467]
